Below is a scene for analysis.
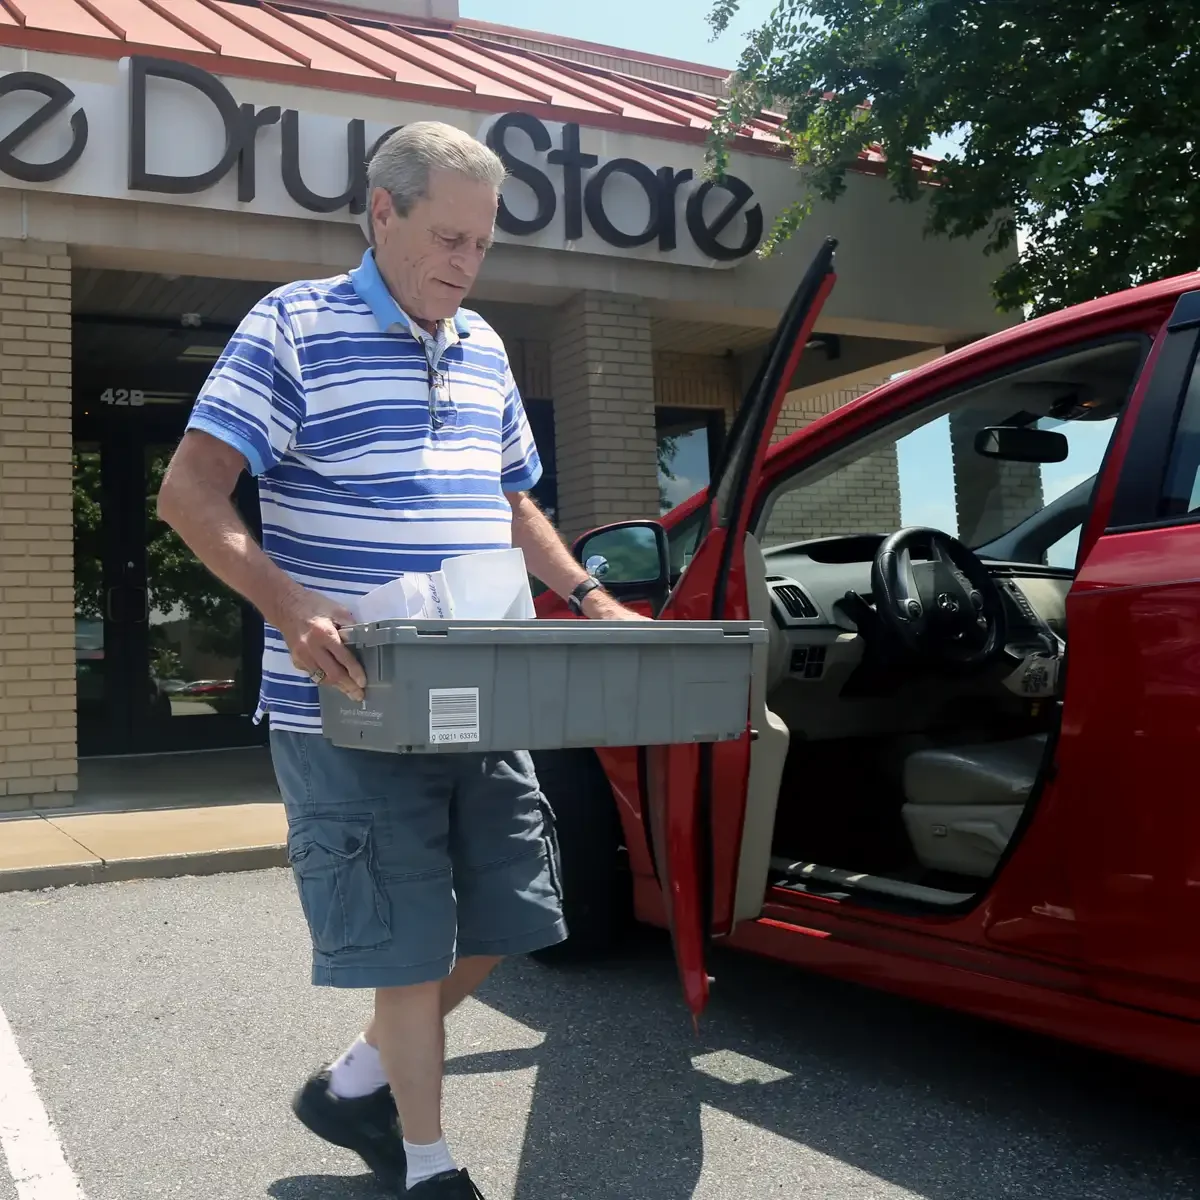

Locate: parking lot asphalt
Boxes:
[1,869,1197,1200]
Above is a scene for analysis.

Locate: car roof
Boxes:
[765,268,1200,459]
[662,269,1200,525]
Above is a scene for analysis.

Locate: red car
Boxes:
[535,239,1200,1074]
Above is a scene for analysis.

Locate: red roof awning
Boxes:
[0,0,938,171]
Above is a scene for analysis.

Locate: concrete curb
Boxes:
[0,844,289,894]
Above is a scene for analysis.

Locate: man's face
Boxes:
[371,167,497,323]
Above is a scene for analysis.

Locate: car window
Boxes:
[758,337,1145,568]
[667,506,707,579]
[1045,524,1085,570]
[1159,350,1200,518]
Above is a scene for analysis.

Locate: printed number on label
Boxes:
[429,687,480,745]
[100,388,145,407]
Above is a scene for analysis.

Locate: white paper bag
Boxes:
[352,571,451,624]
[438,548,535,620]
[351,548,534,623]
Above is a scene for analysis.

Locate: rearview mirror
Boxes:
[974,426,1069,464]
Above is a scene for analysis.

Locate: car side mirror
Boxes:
[572,521,670,598]
[974,425,1069,464]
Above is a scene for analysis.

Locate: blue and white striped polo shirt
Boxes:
[186,248,542,733]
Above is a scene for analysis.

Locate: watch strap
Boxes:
[568,576,603,614]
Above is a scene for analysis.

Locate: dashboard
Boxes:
[756,535,1069,736]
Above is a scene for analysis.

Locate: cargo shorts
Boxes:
[270,730,568,988]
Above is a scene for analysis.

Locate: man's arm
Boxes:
[158,430,367,699]
[506,491,645,619]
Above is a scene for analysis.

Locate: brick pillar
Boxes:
[950,409,1044,545]
[0,240,76,811]
[549,292,658,542]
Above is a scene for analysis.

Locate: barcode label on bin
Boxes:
[428,687,480,744]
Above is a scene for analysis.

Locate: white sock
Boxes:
[328,1034,389,1099]
[404,1137,456,1189]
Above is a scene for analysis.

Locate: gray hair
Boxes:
[366,121,506,244]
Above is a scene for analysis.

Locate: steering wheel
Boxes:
[871,528,1007,668]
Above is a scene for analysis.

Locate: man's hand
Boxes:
[272,587,367,701]
[580,589,652,622]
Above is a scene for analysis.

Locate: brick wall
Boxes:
[653,351,739,417]
[550,293,658,540]
[771,386,875,444]
[761,383,901,545]
[546,334,905,543]
[508,337,551,399]
[0,240,76,811]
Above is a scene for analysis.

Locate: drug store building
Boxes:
[0,0,1009,809]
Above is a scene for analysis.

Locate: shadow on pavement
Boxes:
[452,927,1200,1200]
[268,1172,386,1199]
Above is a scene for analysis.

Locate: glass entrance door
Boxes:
[73,412,264,756]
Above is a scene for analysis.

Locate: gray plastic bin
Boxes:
[319,619,767,754]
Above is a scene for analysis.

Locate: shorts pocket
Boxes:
[287,816,391,955]
[536,797,564,901]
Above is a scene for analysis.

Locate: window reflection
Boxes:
[73,445,106,725]
[144,447,246,718]
[657,408,724,514]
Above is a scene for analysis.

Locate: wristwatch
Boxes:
[568,576,604,615]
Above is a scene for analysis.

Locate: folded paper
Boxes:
[350,548,534,625]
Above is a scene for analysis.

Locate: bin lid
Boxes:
[341,619,768,648]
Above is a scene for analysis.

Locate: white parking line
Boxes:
[0,1004,86,1199]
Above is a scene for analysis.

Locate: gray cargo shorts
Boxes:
[270,730,568,988]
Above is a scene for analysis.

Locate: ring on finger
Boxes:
[309,668,326,685]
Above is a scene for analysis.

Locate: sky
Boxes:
[458,0,780,71]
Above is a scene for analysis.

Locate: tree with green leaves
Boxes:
[708,1,1200,315]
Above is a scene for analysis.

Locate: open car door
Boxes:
[645,238,839,1021]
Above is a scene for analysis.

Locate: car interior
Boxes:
[726,336,1150,918]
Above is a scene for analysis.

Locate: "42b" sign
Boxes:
[100,388,145,407]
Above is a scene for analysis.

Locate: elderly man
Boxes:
[158,121,641,1197]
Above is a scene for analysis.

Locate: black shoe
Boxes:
[407,1169,486,1197]
[291,1067,407,1189]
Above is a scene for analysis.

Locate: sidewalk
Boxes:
[0,748,288,893]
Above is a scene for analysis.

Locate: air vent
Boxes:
[774,583,818,620]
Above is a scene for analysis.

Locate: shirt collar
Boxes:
[349,249,471,343]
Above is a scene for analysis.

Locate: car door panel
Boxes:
[1066,531,1200,1021]
[644,238,839,1018]
[1063,295,1200,1020]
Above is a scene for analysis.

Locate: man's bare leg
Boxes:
[365,954,501,1048]
[368,958,501,1188]
[372,980,445,1147]
[326,956,501,1109]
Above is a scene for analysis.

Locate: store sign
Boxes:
[0,57,763,268]
[0,72,89,182]
[0,59,388,214]
[482,112,762,262]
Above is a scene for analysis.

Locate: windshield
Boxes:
[758,337,1146,569]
